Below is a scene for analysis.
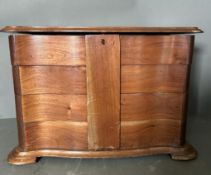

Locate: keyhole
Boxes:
[101,39,105,45]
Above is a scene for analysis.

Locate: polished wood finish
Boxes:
[14,90,25,149]
[121,35,194,65]
[16,94,87,123]
[8,143,197,165]
[121,119,182,149]
[121,65,188,93]
[86,35,120,150]
[0,26,202,165]
[121,93,186,121]
[24,121,88,151]
[13,66,86,95]
[9,35,85,66]
[1,26,203,34]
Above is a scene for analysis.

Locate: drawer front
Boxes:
[121,35,194,65]
[10,35,85,66]
[121,93,186,121]
[120,35,190,149]
[24,121,88,151]
[121,119,182,149]
[121,65,188,93]
[16,94,87,123]
[13,66,86,95]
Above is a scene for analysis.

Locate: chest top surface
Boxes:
[0,26,203,34]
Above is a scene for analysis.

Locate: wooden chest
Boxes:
[0,26,202,165]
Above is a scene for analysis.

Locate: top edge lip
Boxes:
[0,26,204,34]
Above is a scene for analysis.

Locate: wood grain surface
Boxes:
[24,121,88,151]
[14,93,26,149]
[9,35,85,66]
[13,66,86,95]
[8,143,197,165]
[121,119,182,149]
[16,94,87,123]
[86,35,120,150]
[6,30,199,164]
[121,65,188,93]
[121,93,186,121]
[121,35,194,65]
[1,26,203,33]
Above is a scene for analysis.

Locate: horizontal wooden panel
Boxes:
[121,35,194,65]
[25,121,88,151]
[121,120,182,149]
[121,65,188,93]
[14,66,86,95]
[10,35,85,65]
[17,94,87,123]
[121,93,186,121]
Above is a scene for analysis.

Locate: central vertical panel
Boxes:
[86,35,120,150]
